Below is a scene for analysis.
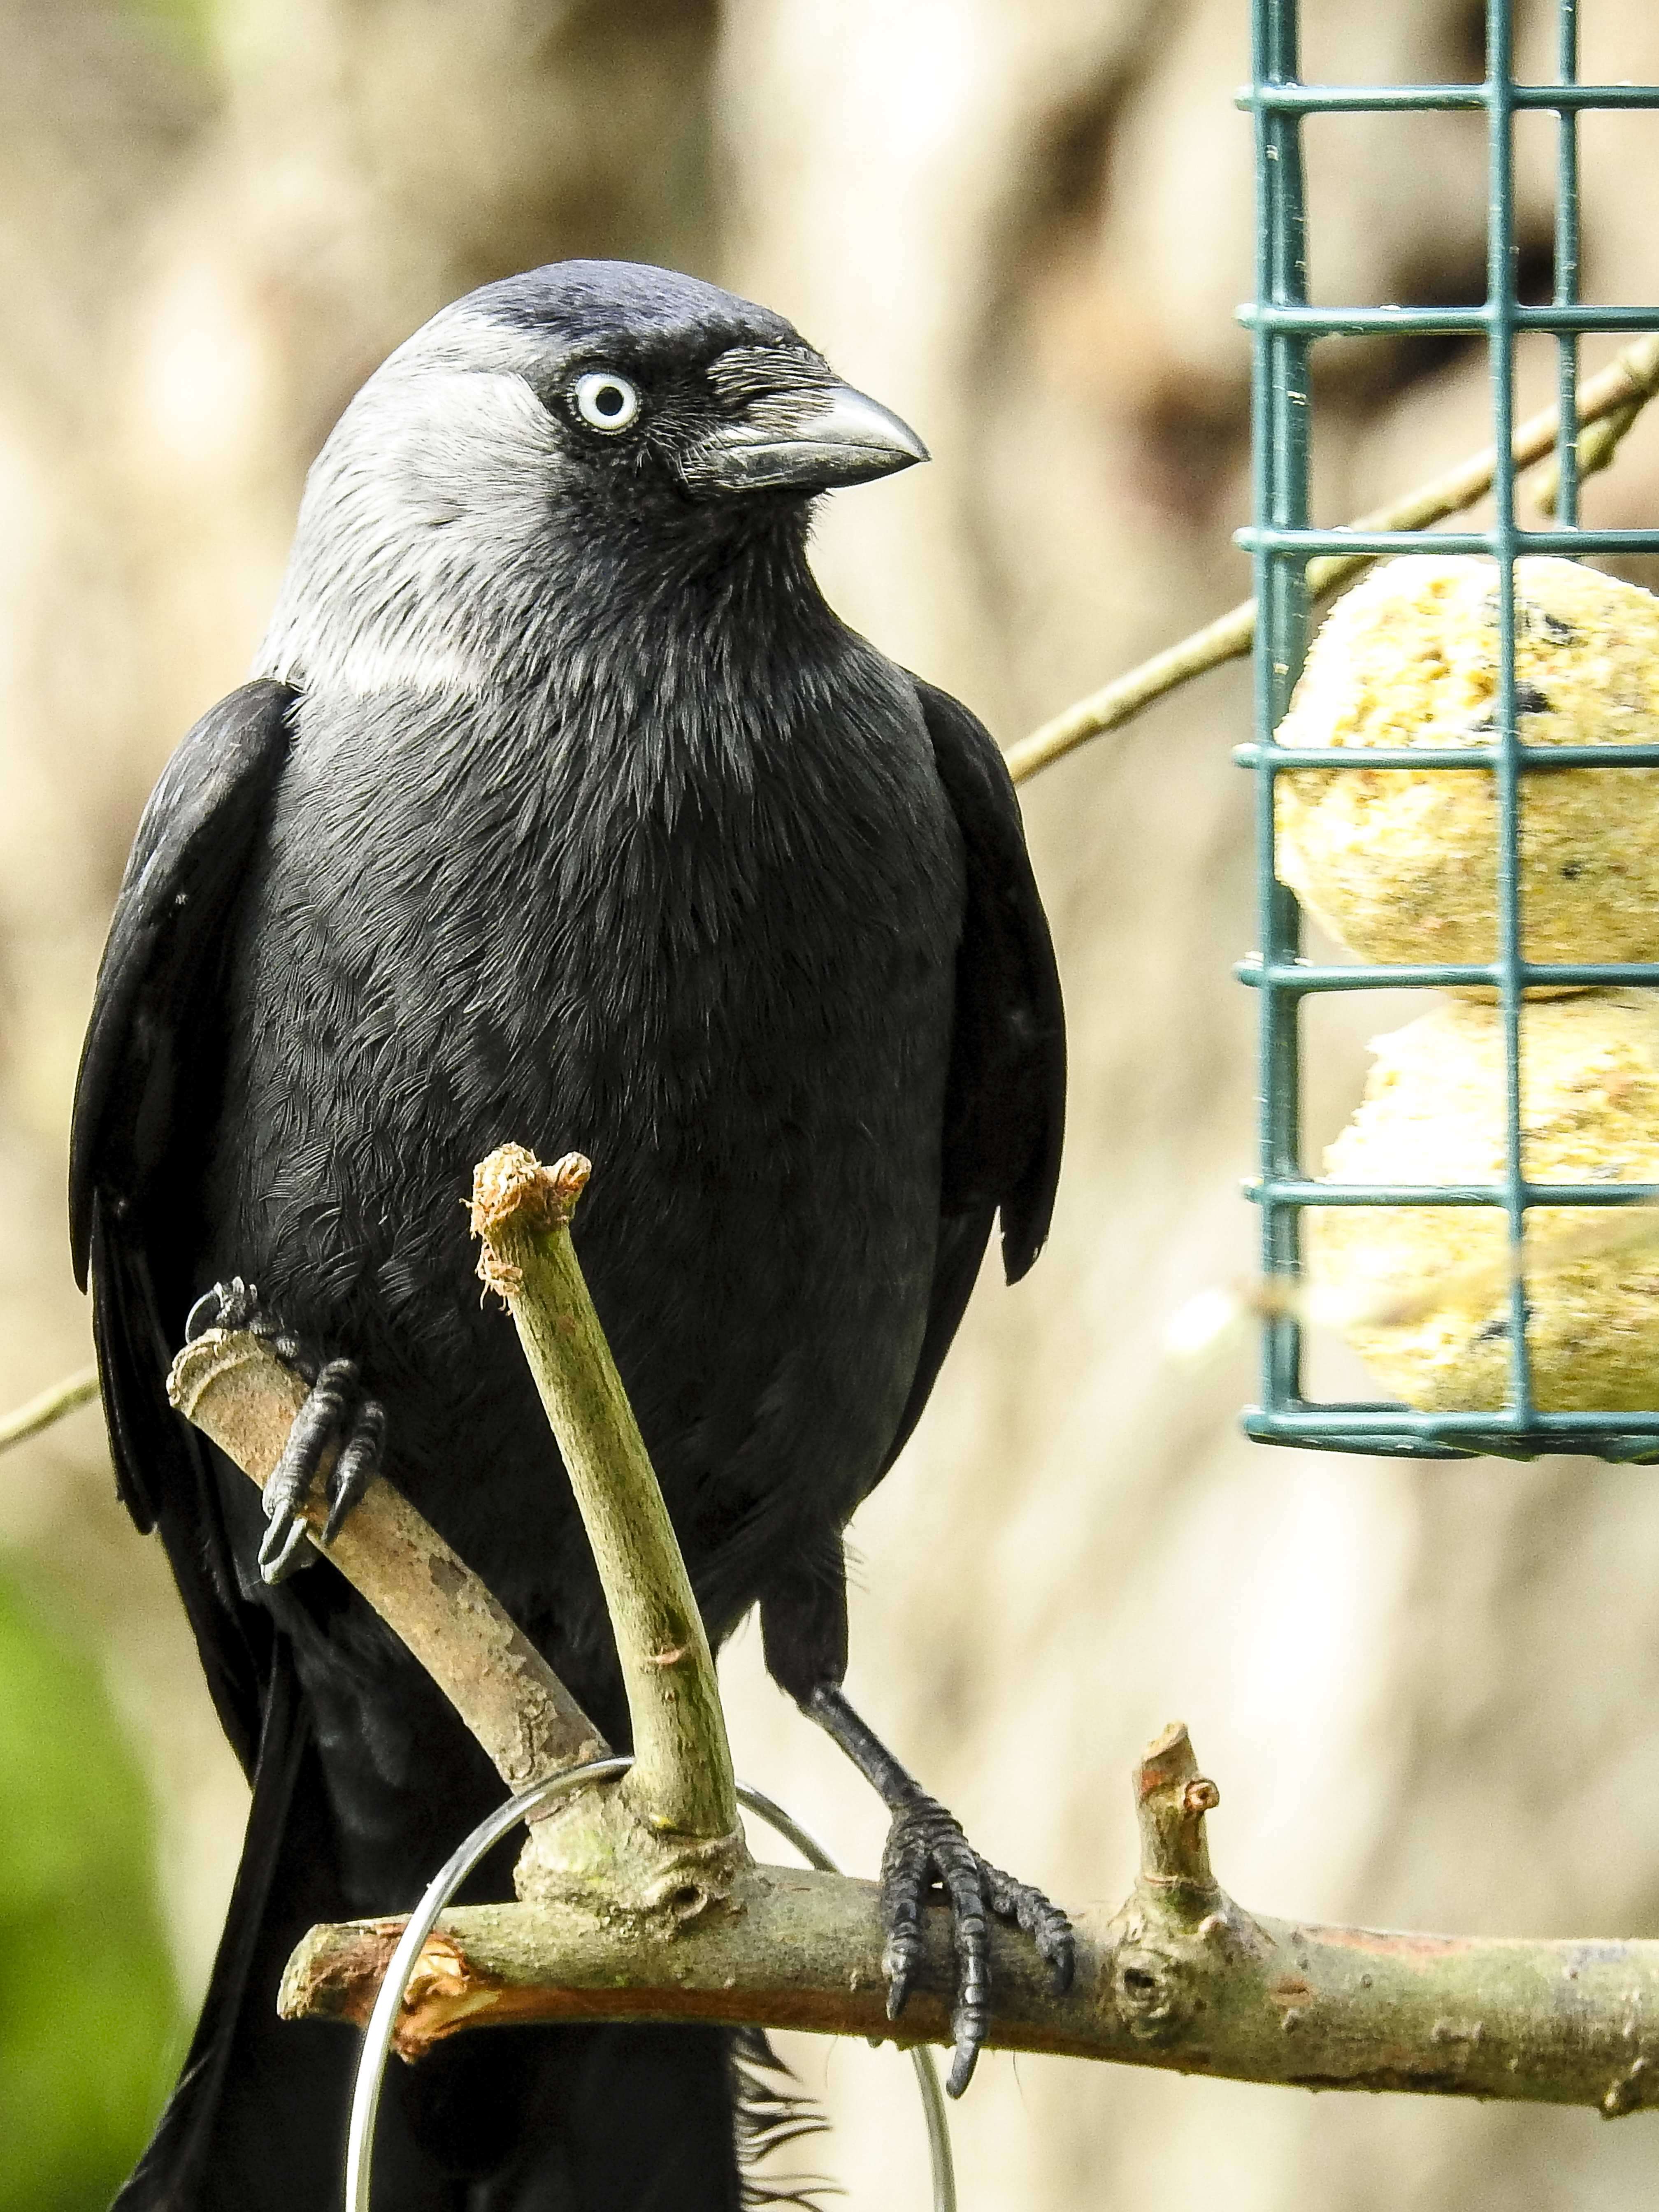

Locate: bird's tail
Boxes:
[731,2031,836,2210]
[112,1648,828,2211]
[111,1647,358,2212]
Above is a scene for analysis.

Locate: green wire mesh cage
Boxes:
[1241,0,1659,1462]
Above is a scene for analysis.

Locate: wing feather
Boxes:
[70,679,294,1286]
[876,678,1065,1478]
[70,678,293,1770]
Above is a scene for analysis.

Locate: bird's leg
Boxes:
[801,1682,1074,2096]
[184,1278,386,1583]
[763,1558,1074,2091]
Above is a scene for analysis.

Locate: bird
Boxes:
[72,259,1067,2211]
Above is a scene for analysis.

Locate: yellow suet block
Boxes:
[1275,555,1659,977]
[1310,992,1659,1412]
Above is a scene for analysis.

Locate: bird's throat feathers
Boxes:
[261,488,914,856]
[258,465,839,744]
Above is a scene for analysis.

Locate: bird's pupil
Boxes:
[596,386,623,416]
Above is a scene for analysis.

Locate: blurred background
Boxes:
[6,0,1659,2203]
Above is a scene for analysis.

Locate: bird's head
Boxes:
[474,260,929,509]
[260,261,927,694]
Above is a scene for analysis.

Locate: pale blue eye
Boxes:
[573,372,641,432]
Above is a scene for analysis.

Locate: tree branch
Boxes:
[167,1160,1659,2121]
[1004,330,1659,786]
[0,1362,98,1454]
[167,1330,606,1793]
[279,1719,1659,2118]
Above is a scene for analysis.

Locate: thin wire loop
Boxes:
[344,1757,956,2212]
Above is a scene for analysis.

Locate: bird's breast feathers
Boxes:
[220,643,964,1269]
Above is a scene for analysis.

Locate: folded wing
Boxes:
[70,677,294,1768]
[875,676,1066,1482]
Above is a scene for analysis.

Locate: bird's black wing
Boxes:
[71,676,294,1769]
[877,676,1065,1477]
[71,678,295,1295]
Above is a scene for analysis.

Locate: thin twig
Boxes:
[1005,330,1659,785]
[0,1362,98,1455]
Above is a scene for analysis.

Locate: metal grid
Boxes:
[1238,0,1659,1461]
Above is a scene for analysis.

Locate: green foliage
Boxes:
[0,1563,181,2212]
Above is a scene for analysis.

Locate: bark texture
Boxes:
[166,1328,606,1792]
[173,1293,1659,2127]
[276,1722,1659,2123]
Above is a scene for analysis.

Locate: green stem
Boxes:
[469,1145,738,1846]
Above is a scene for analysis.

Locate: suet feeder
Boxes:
[1239,0,1659,1461]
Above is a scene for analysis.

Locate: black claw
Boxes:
[186,1282,384,1582]
[877,1785,1072,2096]
[183,1278,323,1385]
[325,1397,385,1539]
[984,1861,1076,1994]
[247,1310,317,1384]
[946,2039,979,2100]
[186,1277,257,1341]
[264,1363,386,1585]
[259,1507,316,1584]
[259,1356,356,1584]
[262,1358,355,1580]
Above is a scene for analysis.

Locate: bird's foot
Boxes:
[881,1785,1073,2098]
[185,1279,385,1584]
[258,1357,385,1583]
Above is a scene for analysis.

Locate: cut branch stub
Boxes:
[1109,1719,1244,2047]
[1134,1719,1221,1906]
[469,1144,742,1882]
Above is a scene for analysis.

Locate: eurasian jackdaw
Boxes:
[72,259,1067,2211]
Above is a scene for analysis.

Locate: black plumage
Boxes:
[72,260,1065,2210]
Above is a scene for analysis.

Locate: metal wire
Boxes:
[344,1759,956,2212]
[1242,0,1659,1463]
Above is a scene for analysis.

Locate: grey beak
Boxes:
[681,381,929,499]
